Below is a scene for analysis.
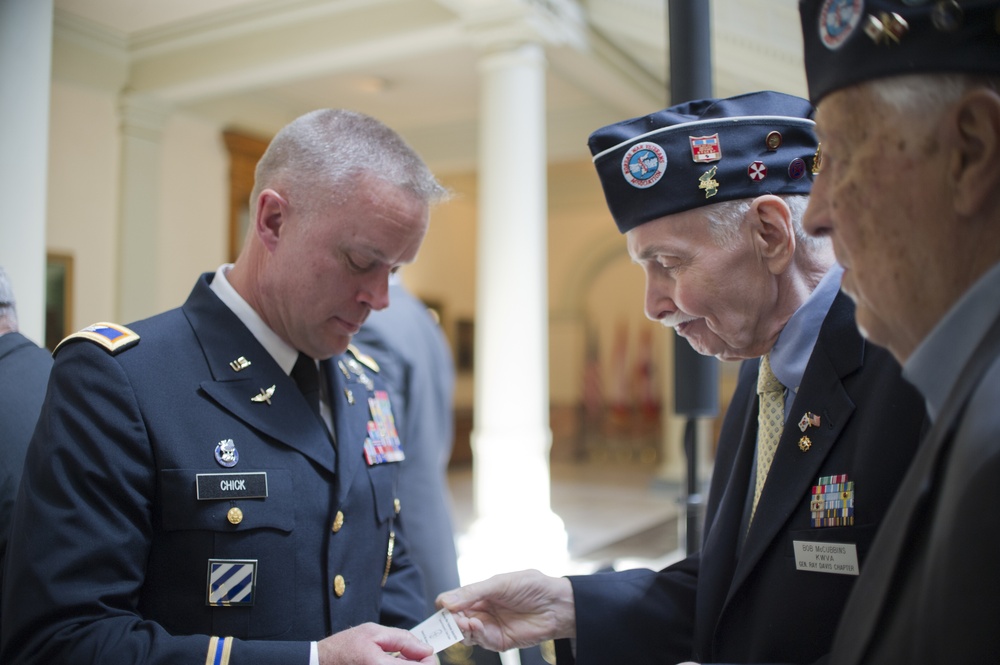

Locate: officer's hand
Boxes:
[436,569,576,652]
[316,623,435,664]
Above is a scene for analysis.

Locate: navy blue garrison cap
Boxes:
[800,0,1000,104]
[588,91,818,234]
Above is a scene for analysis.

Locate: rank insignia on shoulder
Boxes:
[346,344,380,373]
[53,322,140,357]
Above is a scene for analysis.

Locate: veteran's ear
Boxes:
[950,88,1000,218]
[750,194,795,276]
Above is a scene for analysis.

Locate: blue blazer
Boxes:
[829,303,1000,664]
[0,274,425,664]
[566,292,927,664]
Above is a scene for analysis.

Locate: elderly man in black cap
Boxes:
[797,2,1000,663]
[437,91,927,664]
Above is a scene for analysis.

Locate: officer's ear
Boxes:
[749,195,794,276]
[255,189,289,253]
[950,88,1000,218]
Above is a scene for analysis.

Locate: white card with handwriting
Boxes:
[409,608,463,653]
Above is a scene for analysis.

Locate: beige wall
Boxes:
[45,77,668,419]
[53,62,759,465]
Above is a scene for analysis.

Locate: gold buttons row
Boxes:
[331,508,346,597]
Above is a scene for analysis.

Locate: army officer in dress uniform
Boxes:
[438,91,928,664]
[0,109,447,665]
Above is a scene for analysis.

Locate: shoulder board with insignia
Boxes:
[53,322,140,357]
[346,344,380,373]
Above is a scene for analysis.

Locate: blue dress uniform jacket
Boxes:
[0,331,52,630]
[565,293,927,664]
[352,282,461,617]
[0,274,425,665]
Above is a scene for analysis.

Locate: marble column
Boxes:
[462,40,569,581]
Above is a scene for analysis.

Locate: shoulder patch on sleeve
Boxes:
[346,344,380,373]
[53,322,140,357]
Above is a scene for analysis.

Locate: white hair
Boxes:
[867,73,1000,122]
[701,195,827,253]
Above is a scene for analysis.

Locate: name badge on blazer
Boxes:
[793,541,859,576]
[196,472,268,500]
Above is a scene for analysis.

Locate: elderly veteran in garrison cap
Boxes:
[438,91,927,665]
[797,2,1000,663]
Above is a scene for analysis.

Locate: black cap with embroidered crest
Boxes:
[588,91,818,234]
[800,0,1000,105]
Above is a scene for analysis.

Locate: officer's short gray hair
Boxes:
[250,109,448,215]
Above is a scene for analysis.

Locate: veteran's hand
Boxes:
[436,569,576,652]
[317,623,435,664]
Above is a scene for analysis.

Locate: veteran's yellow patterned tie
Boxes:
[751,353,784,523]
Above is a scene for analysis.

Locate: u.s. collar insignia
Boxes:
[214,439,239,467]
[622,142,667,189]
[229,356,251,372]
[53,322,140,357]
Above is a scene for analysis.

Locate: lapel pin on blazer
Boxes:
[798,411,821,432]
[214,438,239,467]
[251,385,275,405]
[229,356,251,372]
[799,436,813,452]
